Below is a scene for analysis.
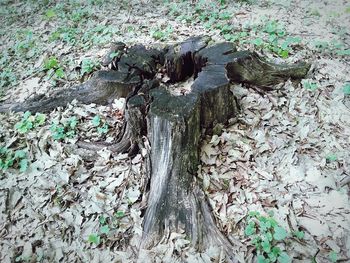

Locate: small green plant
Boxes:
[343,83,350,95]
[302,80,318,91]
[329,250,338,262]
[337,49,350,56]
[92,115,109,134]
[87,234,100,245]
[151,26,173,41]
[50,117,78,141]
[81,58,99,76]
[0,67,17,89]
[43,56,65,79]
[245,211,303,263]
[44,9,56,19]
[326,154,337,162]
[0,147,28,172]
[88,211,125,245]
[15,111,46,134]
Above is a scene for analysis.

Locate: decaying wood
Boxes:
[0,36,311,261]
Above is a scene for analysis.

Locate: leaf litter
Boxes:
[1,0,350,262]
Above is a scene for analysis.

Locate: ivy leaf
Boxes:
[273,226,287,241]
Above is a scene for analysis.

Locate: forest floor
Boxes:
[0,0,349,262]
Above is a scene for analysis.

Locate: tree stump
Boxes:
[0,36,310,261]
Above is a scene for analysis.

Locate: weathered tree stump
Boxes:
[0,36,310,261]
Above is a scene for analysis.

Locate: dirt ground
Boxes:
[0,0,349,262]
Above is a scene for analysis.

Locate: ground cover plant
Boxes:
[0,0,349,262]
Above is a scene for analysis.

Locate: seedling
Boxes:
[0,147,28,172]
[15,111,46,134]
[43,56,65,80]
[302,80,318,91]
[81,58,99,76]
[88,234,100,245]
[326,154,337,162]
[151,26,173,41]
[50,117,78,141]
[343,83,350,95]
[245,211,303,263]
[329,251,338,262]
[92,115,109,134]
[45,9,56,19]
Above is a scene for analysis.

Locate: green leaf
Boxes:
[248,211,260,217]
[262,240,271,253]
[245,221,256,236]
[302,80,318,91]
[337,49,350,56]
[292,230,305,239]
[326,154,337,162]
[19,159,28,172]
[268,251,277,262]
[35,113,46,126]
[23,111,31,119]
[343,83,350,95]
[45,9,56,19]
[115,210,125,218]
[44,57,59,70]
[55,68,65,78]
[97,124,108,134]
[14,150,26,159]
[257,254,269,263]
[88,234,100,245]
[329,251,338,263]
[272,246,281,256]
[92,115,101,126]
[69,117,77,129]
[279,49,289,58]
[273,226,287,241]
[100,225,110,235]
[81,59,98,75]
[99,215,107,225]
[109,51,119,59]
[277,252,291,263]
[252,38,264,46]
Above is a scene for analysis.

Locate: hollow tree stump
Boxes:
[0,36,310,261]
